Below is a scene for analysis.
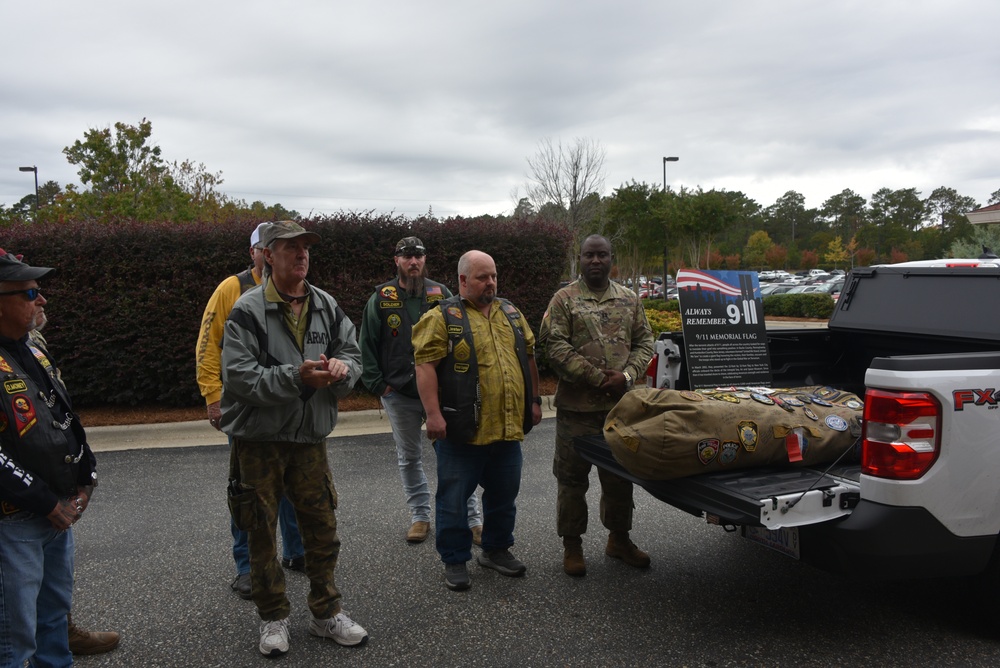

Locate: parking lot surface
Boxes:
[72,420,1000,667]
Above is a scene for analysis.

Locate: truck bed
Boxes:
[574,434,861,528]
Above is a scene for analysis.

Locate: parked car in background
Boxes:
[760,283,797,296]
[638,283,663,299]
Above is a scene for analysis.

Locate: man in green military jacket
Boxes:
[540,235,655,577]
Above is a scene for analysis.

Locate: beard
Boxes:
[398,267,426,297]
[474,290,495,307]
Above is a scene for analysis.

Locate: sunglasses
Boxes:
[0,288,41,300]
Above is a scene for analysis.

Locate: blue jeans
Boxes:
[433,438,522,564]
[0,512,74,668]
[231,496,303,576]
[382,390,481,526]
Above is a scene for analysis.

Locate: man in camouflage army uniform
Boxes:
[540,235,654,577]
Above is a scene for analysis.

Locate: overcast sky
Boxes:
[2,1,998,219]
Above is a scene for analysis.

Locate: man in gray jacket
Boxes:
[221,221,368,657]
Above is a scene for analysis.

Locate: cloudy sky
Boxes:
[2,1,998,218]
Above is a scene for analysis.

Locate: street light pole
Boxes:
[661,157,679,299]
[18,166,38,212]
[662,156,678,192]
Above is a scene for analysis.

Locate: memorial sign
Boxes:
[676,269,771,389]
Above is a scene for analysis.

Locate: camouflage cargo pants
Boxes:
[554,409,634,537]
[234,438,341,621]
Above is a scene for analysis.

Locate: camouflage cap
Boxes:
[250,222,271,249]
[260,221,320,248]
[395,237,426,256]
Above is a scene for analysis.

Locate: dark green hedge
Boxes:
[1,213,571,407]
[762,294,835,319]
[641,298,680,312]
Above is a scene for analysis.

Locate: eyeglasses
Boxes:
[0,288,41,300]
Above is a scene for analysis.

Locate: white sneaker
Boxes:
[309,611,369,647]
[259,618,290,656]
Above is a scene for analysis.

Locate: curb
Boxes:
[87,396,558,452]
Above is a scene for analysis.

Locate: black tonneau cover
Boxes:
[833,265,1000,342]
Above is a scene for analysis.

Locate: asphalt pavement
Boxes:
[72,405,1000,667]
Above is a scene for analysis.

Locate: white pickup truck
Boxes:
[575,259,1000,584]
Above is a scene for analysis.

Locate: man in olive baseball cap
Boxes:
[260,221,321,248]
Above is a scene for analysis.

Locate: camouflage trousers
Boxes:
[554,409,634,537]
[234,438,341,621]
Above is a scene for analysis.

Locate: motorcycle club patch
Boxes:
[0,356,11,373]
[714,393,740,404]
[446,324,463,335]
[12,394,36,437]
[719,441,740,465]
[811,397,833,407]
[697,438,720,465]
[453,339,472,362]
[447,307,463,320]
[4,379,27,395]
[751,392,774,405]
[803,407,819,421]
[386,314,401,329]
[679,390,704,402]
[453,363,470,373]
[738,420,759,452]
[844,398,864,410]
[380,285,399,300]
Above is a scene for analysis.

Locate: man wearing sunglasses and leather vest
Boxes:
[0,250,99,668]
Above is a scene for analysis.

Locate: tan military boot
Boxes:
[406,521,430,543]
[68,614,121,655]
[605,531,651,568]
[562,536,586,577]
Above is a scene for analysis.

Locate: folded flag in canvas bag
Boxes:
[603,386,863,480]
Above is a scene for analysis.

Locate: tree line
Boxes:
[6,123,999,287]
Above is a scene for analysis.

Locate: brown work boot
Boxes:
[406,520,430,543]
[67,614,121,656]
[471,525,482,546]
[562,536,586,577]
[605,531,651,569]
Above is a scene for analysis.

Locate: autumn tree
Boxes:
[823,236,849,269]
[764,244,788,270]
[743,230,773,269]
[800,249,819,270]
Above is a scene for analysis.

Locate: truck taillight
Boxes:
[862,388,941,480]
[645,354,658,388]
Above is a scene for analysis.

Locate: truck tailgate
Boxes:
[574,434,860,529]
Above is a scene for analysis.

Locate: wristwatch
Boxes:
[622,370,634,389]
